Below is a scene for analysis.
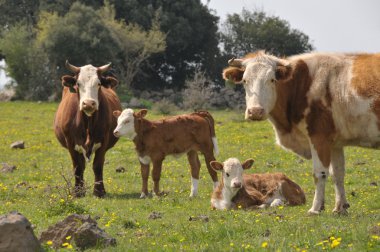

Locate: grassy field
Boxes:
[0,101,379,251]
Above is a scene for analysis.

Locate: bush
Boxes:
[153,99,178,115]
[182,71,215,110]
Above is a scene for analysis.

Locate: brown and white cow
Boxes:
[113,109,219,198]
[54,61,121,197]
[210,158,306,210]
[223,50,380,214]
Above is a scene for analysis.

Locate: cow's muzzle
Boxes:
[246,107,266,121]
[82,100,97,116]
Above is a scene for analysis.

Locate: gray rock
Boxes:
[74,222,116,250]
[1,163,16,173]
[0,212,43,252]
[115,167,126,173]
[39,214,116,250]
[148,212,162,220]
[10,141,25,149]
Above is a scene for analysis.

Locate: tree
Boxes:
[220,9,314,57]
[0,23,52,100]
[110,0,220,89]
[0,2,166,100]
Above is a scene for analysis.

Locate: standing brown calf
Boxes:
[210,158,306,210]
[113,109,219,198]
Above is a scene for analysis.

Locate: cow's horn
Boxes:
[65,60,80,74]
[98,63,112,73]
[228,57,243,67]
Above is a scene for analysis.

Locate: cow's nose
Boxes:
[247,107,265,120]
[233,182,242,188]
[113,131,120,137]
[82,100,96,108]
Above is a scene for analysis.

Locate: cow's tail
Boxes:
[193,110,219,156]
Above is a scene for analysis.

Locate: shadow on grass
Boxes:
[106,192,141,199]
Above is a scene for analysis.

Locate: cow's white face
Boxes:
[113,109,136,139]
[61,62,116,117]
[211,158,254,190]
[76,65,101,116]
[243,62,277,120]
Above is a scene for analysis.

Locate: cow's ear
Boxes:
[210,161,224,172]
[135,109,148,118]
[101,76,118,89]
[113,110,121,118]
[275,64,292,81]
[241,159,254,170]
[61,75,77,93]
[222,67,245,84]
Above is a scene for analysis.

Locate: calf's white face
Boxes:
[113,109,136,139]
[211,158,254,190]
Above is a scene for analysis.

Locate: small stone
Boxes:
[1,163,17,173]
[115,167,126,173]
[10,141,25,149]
[148,212,162,220]
[188,215,209,222]
[370,182,378,187]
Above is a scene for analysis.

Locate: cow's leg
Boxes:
[187,150,201,197]
[308,144,329,214]
[69,148,86,197]
[152,158,164,196]
[330,147,349,214]
[203,152,219,189]
[140,162,150,198]
[92,149,106,198]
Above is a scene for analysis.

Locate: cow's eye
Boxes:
[271,79,276,83]
[242,79,247,84]
[226,173,230,177]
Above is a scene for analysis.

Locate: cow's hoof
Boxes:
[189,192,198,198]
[307,209,321,215]
[140,192,148,199]
[73,187,86,198]
[332,208,348,215]
[93,188,106,198]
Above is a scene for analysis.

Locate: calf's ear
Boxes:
[61,75,77,93]
[210,161,224,171]
[113,110,121,118]
[135,109,148,118]
[222,67,245,84]
[241,159,254,170]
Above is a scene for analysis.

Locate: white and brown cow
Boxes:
[210,158,305,210]
[113,109,219,198]
[223,51,380,214]
[55,61,121,197]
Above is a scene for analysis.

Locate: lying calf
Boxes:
[210,158,306,210]
[113,109,219,198]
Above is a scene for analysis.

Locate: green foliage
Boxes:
[111,0,220,89]
[153,98,178,115]
[0,24,53,100]
[1,102,379,251]
[221,9,314,57]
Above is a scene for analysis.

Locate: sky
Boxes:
[1,0,380,89]
[203,0,380,53]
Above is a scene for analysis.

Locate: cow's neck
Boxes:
[269,59,311,133]
[133,118,154,155]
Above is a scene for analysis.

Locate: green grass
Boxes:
[0,102,379,251]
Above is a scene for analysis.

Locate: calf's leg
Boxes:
[203,152,219,189]
[330,147,349,214]
[140,162,150,198]
[152,158,164,196]
[187,150,200,197]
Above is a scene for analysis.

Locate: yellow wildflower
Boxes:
[262,241,268,248]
